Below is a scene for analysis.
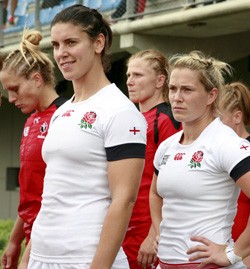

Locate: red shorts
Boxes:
[159,260,222,269]
[122,222,158,269]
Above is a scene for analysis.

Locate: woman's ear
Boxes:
[207,87,218,105]
[156,74,166,89]
[31,72,43,88]
[94,33,105,54]
[233,110,242,125]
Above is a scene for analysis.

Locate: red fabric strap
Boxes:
[159,260,223,269]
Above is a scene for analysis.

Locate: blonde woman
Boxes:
[150,51,250,269]
[220,81,250,268]
[125,49,181,269]
[0,29,67,269]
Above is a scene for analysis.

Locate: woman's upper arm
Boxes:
[108,158,145,201]
[150,173,162,235]
[236,171,250,198]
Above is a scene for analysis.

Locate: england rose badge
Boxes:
[79,111,97,129]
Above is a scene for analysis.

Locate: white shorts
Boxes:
[28,257,130,269]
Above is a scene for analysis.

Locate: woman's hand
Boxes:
[137,235,157,268]
[1,242,21,269]
[187,236,231,268]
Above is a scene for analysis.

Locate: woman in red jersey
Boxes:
[126,49,182,269]
[0,29,67,269]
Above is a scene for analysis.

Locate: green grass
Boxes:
[0,219,14,258]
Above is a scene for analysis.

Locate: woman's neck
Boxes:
[238,127,250,140]
[139,96,165,113]
[180,115,216,145]
[37,87,58,112]
[73,71,110,102]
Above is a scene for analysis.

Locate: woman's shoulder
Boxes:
[204,118,238,140]
[157,130,182,150]
[207,118,250,156]
[99,84,140,112]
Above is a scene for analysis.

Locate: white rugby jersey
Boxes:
[154,118,250,267]
[30,84,147,264]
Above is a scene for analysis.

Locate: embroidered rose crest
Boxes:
[79,111,97,129]
[188,150,204,169]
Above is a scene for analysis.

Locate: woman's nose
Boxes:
[56,45,68,59]
[8,91,17,103]
[127,76,133,86]
[173,90,182,101]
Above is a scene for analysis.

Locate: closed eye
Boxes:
[7,86,18,93]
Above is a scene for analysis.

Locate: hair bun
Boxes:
[25,30,42,46]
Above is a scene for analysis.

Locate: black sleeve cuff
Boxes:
[154,167,159,176]
[230,156,250,181]
[105,143,146,161]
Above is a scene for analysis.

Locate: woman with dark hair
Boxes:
[19,4,147,269]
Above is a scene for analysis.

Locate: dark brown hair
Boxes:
[51,4,113,73]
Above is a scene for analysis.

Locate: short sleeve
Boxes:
[216,136,250,176]
[104,109,147,148]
